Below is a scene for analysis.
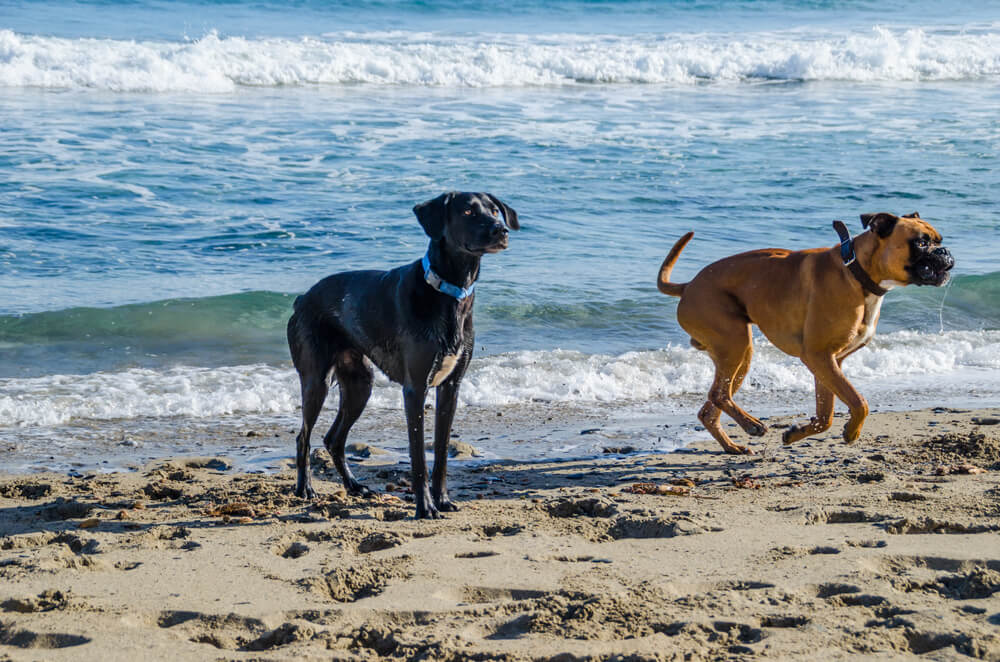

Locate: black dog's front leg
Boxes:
[403,385,439,519]
[431,380,460,513]
[431,352,471,512]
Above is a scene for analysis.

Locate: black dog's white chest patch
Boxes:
[429,354,460,387]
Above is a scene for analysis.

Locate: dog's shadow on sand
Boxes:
[450,447,751,493]
[0,447,766,538]
[325,445,773,519]
[0,496,284,542]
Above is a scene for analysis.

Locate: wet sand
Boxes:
[1,406,999,661]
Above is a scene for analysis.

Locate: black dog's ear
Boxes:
[485,193,520,230]
[906,211,920,218]
[413,192,455,239]
[860,212,899,238]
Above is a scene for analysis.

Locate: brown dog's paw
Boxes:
[842,425,862,444]
[782,428,800,445]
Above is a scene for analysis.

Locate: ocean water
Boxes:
[1,0,999,471]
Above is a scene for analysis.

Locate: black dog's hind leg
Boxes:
[323,350,375,497]
[431,352,471,512]
[403,384,439,519]
[294,375,328,499]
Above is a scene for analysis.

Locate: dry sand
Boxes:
[1,406,999,661]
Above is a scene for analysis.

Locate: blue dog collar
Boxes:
[422,253,475,300]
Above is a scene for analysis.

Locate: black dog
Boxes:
[287,192,519,519]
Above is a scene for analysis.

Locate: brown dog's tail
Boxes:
[656,232,694,297]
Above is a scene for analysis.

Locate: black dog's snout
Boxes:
[490,223,509,239]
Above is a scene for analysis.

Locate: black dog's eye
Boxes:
[491,208,499,216]
[463,209,472,216]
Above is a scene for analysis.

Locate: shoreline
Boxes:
[5,386,1000,476]
[1,405,998,660]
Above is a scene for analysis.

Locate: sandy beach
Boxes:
[1,406,998,661]
[5,1,1000,660]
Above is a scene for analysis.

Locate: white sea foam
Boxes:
[0,365,300,427]
[2,330,997,427]
[1,26,999,92]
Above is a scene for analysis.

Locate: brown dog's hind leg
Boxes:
[700,335,763,454]
[689,335,742,452]
[801,353,868,443]
[696,401,749,454]
[711,339,766,429]
[782,377,835,444]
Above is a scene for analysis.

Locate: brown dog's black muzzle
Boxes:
[911,246,954,286]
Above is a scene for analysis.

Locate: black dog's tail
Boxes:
[657,232,694,297]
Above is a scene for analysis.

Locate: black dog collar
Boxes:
[832,221,888,297]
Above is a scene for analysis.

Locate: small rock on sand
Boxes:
[424,440,482,458]
[602,446,637,454]
[182,457,233,471]
[346,442,389,458]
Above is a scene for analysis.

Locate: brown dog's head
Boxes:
[860,211,954,287]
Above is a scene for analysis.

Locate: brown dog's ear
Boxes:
[484,193,519,230]
[413,192,455,239]
[860,212,899,238]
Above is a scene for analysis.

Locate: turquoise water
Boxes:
[1,1,998,466]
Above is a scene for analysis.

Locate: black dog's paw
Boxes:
[294,484,317,500]
[435,499,460,513]
[415,488,445,519]
[432,489,459,513]
[414,504,443,520]
[346,480,375,498]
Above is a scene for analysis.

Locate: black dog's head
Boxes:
[413,192,519,255]
[860,211,954,287]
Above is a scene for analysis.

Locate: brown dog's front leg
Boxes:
[403,385,439,519]
[783,377,835,445]
[802,353,869,443]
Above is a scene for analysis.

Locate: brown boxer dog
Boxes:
[657,212,954,454]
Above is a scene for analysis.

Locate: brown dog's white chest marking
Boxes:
[838,294,884,359]
[429,354,460,387]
